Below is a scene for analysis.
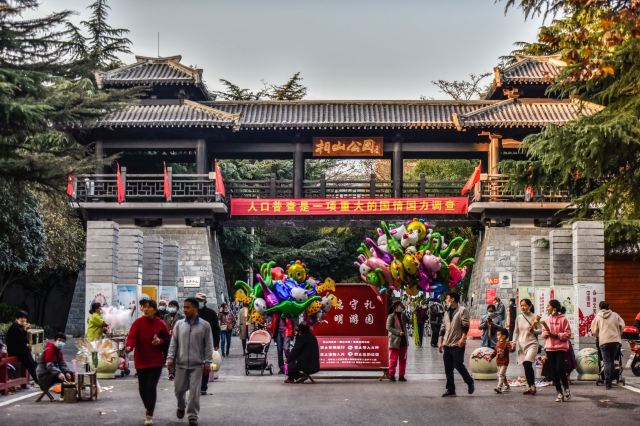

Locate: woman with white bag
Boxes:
[219,303,235,357]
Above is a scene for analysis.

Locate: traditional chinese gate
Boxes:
[313,283,389,371]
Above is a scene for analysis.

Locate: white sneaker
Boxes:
[564,389,571,401]
[144,414,153,425]
[555,393,564,403]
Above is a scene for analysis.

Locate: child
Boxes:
[489,327,515,393]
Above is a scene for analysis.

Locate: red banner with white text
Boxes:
[313,284,388,370]
[231,197,468,216]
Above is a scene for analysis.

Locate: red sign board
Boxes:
[486,287,497,305]
[313,284,388,370]
[231,197,468,216]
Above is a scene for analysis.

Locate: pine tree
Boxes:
[268,72,307,100]
[80,0,131,71]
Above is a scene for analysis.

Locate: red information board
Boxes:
[313,283,388,370]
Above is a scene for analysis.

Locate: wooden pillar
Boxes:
[95,140,104,175]
[196,139,207,174]
[293,141,304,198]
[489,135,502,175]
[392,135,403,198]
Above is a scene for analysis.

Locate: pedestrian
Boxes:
[270,314,294,374]
[158,300,168,317]
[438,291,475,397]
[429,298,444,348]
[591,301,625,389]
[540,299,572,403]
[36,332,72,396]
[125,298,170,426]
[507,298,517,340]
[167,298,214,426]
[164,300,186,336]
[6,310,39,386]
[284,322,320,384]
[415,299,428,348]
[480,304,498,349]
[488,327,515,393]
[238,302,249,355]
[218,303,235,357]
[634,311,640,330]
[86,302,107,341]
[386,300,410,382]
[194,293,220,396]
[494,297,506,326]
[512,298,541,396]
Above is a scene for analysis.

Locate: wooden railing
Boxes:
[73,167,218,202]
[474,175,570,203]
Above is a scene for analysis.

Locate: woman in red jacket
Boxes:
[541,299,572,403]
[126,299,170,426]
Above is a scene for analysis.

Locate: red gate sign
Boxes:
[231,197,468,216]
[313,283,388,370]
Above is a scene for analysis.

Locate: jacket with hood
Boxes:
[542,313,571,351]
[36,341,70,390]
[591,309,625,345]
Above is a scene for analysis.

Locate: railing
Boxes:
[474,175,571,203]
[73,167,218,202]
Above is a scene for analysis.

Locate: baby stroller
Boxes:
[245,329,274,376]
[595,338,625,386]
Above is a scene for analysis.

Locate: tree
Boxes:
[213,72,307,101]
[499,0,640,252]
[427,73,491,100]
[81,0,131,70]
[269,72,307,100]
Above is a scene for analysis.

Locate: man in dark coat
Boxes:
[6,311,38,385]
[508,298,517,340]
[194,293,220,395]
[285,323,320,383]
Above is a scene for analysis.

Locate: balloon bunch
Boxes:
[355,219,475,299]
[234,260,339,326]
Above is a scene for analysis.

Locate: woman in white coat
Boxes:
[511,298,541,395]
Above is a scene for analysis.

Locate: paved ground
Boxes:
[1,337,639,425]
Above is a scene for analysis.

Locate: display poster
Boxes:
[142,285,159,301]
[314,284,388,370]
[575,284,605,337]
[160,286,178,302]
[485,287,497,305]
[85,282,113,333]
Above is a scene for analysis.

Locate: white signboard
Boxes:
[184,276,201,288]
[499,271,513,289]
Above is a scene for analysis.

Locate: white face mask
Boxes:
[444,303,452,310]
[198,301,205,309]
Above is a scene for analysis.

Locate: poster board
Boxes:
[551,286,577,334]
[160,286,178,302]
[535,287,551,320]
[116,284,140,318]
[85,282,113,334]
[313,284,388,370]
[142,285,159,301]
[575,284,605,337]
[485,287,497,305]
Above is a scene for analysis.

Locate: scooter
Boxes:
[623,326,640,376]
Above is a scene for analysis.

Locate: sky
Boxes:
[39,0,544,99]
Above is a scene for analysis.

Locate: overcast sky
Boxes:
[39,0,543,99]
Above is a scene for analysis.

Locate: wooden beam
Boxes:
[102,139,199,149]
[501,139,522,149]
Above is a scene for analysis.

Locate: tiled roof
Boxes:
[497,55,565,85]
[208,100,487,130]
[453,98,602,130]
[98,100,240,129]
[97,99,601,130]
[95,55,203,88]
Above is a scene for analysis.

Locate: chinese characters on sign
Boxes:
[231,197,469,216]
[313,137,383,157]
[314,283,388,370]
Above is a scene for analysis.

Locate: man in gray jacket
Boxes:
[438,291,475,397]
[167,297,213,426]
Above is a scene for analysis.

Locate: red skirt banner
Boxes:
[313,284,388,370]
[231,197,468,216]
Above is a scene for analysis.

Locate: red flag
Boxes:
[461,163,481,195]
[215,160,226,198]
[116,163,125,204]
[163,161,171,201]
[66,174,75,198]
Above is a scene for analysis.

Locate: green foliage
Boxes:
[501,0,640,252]
[80,0,132,72]
[214,72,307,101]
[0,303,20,324]
[405,159,479,181]
[428,73,491,100]
[269,72,307,100]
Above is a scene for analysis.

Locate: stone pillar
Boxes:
[550,229,573,287]
[84,221,119,331]
[531,236,550,287]
[143,235,163,300]
[516,240,532,287]
[293,141,304,198]
[94,140,104,175]
[392,136,403,198]
[161,239,180,301]
[118,228,144,286]
[196,139,207,174]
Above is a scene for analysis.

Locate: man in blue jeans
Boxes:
[438,291,474,397]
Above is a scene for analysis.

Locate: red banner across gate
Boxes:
[313,284,388,370]
[231,197,468,216]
